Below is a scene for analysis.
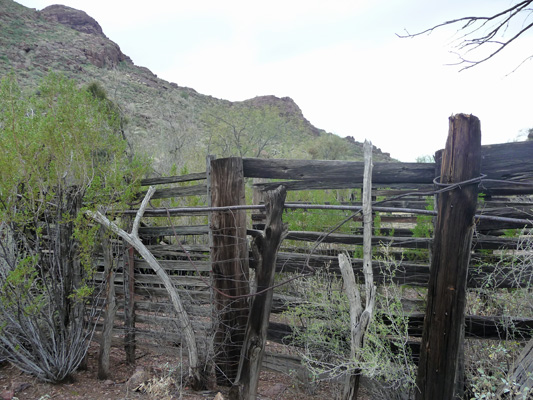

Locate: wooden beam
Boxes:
[265,315,533,344]
[242,158,435,183]
[138,184,207,199]
[138,225,208,237]
[140,172,206,186]
[435,140,533,196]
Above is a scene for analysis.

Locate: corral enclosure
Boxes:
[94,138,533,396]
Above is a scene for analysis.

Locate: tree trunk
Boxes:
[230,185,287,400]
[416,114,481,400]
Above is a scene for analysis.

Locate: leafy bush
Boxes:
[0,72,147,382]
[465,228,533,399]
[283,250,416,396]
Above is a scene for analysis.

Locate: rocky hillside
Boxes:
[0,0,392,174]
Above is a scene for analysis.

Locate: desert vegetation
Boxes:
[0,72,147,382]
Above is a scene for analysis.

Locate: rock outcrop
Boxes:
[242,95,323,136]
[39,4,130,68]
[41,4,104,36]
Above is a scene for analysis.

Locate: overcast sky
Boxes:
[16,0,533,161]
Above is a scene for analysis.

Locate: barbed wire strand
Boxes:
[142,174,531,300]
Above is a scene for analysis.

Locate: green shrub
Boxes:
[283,250,416,395]
[0,72,148,382]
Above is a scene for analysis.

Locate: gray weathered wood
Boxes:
[265,314,533,343]
[138,184,207,199]
[254,180,431,192]
[123,245,136,364]
[243,158,435,183]
[87,187,204,390]
[138,225,209,237]
[416,114,482,400]
[210,157,250,385]
[435,140,533,195]
[141,172,206,186]
[230,186,288,400]
[97,235,117,380]
[95,272,209,287]
[256,230,520,250]
[341,140,377,400]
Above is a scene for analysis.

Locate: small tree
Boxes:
[0,72,147,382]
[202,103,304,158]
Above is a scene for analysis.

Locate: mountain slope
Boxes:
[1,0,393,173]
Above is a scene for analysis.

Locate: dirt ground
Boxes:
[0,343,348,400]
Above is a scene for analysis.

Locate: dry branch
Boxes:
[86,186,204,389]
[339,140,377,400]
[397,1,533,70]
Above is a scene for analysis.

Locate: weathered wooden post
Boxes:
[210,157,250,385]
[229,185,288,400]
[123,243,136,364]
[416,114,481,399]
[340,140,376,400]
[98,233,117,380]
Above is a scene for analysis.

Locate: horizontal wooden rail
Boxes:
[138,184,207,199]
[243,159,435,183]
[140,172,206,186]
[266,315,533,343]
[138,225,209,236]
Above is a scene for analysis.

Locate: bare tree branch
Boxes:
[397,1,533,70]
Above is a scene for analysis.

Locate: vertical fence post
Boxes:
[123,244,136,364]
[210,157,250,385]
[98,233,117,379]
[416,114,481,399]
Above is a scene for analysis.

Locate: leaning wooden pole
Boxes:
[87,187,203,390]
[415,114,481,399]
[229,185,288,400]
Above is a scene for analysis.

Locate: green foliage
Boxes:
[416,154,435,163]
[283,254,416,394]
[0,72,147,215]
[373,212,382,236]
[467,341,529,400]
[283,189,357,234]
[503,228,521,238]
[405,197,434,261]
[411,197,434,238]
[145,163,208,236]
[0,72,149,382]
[202,103,306,158]
[465,228,533,398]
[307,134,352,160]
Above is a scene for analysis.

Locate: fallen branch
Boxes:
[86,186,204,389]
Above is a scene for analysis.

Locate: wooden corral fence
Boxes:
[93,136,533,392]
